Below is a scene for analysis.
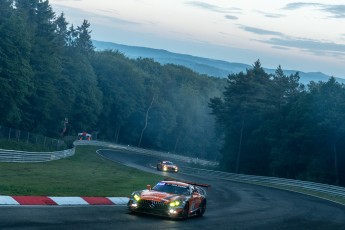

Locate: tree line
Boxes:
[0,0,225,160]
[209,61,345,186]
[1,0,344,186]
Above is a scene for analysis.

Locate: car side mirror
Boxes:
[147,185,152,190]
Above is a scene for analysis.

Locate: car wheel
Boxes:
[198,200,206,217]
[156,165,160,171]
[182,202,189,219]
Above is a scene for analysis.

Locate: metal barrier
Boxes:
[0,148,75,163]
[179,167,345,199]
[73,140,218,167]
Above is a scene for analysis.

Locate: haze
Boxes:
[50,0,345,78]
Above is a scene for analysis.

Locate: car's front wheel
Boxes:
[198,200,206,217]
[181,202,189,219]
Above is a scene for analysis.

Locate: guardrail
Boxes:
[0,148,75,163]
[74,140,218,167]
[179,167,345,200]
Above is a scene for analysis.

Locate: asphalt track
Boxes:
[1,149,345,230]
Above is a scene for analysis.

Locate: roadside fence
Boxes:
[0,148,75,163]
[0,125,65,151]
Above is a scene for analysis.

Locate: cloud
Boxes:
[52,4,140,26]
[323,5,345,18]
[186,1,241,14]
[256,11,285,18]
[283,2,345,18]
[240,25,284,36]
[238,23,345,58]
[271,46,290,50]
[224,15,238,20]
[283,2,323,10]
[259,37,345,58]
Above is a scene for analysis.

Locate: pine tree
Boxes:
[0,0,33,127]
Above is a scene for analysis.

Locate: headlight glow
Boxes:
[169,200,181,207]
[133,194,140,201]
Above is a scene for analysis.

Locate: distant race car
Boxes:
[127,179,209,219]
[156,160,179,173]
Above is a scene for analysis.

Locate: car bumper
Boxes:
[128,200,184,218]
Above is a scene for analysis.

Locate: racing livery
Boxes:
[156,161,179,173]
[128,179,209,219]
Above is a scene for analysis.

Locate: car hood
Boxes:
[140,190,181,203]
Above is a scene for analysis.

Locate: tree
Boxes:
[307,78,345,184]
[16,0,66,135]
[76,19,94,55]
[0,0,33,127]
[210,60,273,173]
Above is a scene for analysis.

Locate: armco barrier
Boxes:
[0,148,75,163]
[73,140,218,167]
[179,167,345,200]
[74,140,345,202]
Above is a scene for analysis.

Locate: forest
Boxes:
[0,0,344,186]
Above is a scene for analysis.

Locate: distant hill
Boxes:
[93,40,345,85]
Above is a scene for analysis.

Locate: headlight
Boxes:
[133,194,141,201]
[169,200,181,207]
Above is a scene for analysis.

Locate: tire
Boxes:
[182,202,189,219]
[156,165,160,171]
[198,200,206,217]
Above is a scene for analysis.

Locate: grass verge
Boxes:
[0,146,163,197]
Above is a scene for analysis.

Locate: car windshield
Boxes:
[152,182,190,195]
[163,161,173,165]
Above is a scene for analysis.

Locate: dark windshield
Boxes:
[152,182,190,195]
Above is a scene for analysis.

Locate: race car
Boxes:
[156,160,179,173]
[127,179,209,219]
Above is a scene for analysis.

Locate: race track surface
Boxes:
[1,149,345,230]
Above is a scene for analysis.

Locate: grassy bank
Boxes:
[0,146,163,196]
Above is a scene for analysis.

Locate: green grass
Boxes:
[0,146,163,197]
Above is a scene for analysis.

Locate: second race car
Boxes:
[156,160,179,173]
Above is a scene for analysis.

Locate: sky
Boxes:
[49,0,345,78]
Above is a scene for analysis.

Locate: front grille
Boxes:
[138,200,168,210]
